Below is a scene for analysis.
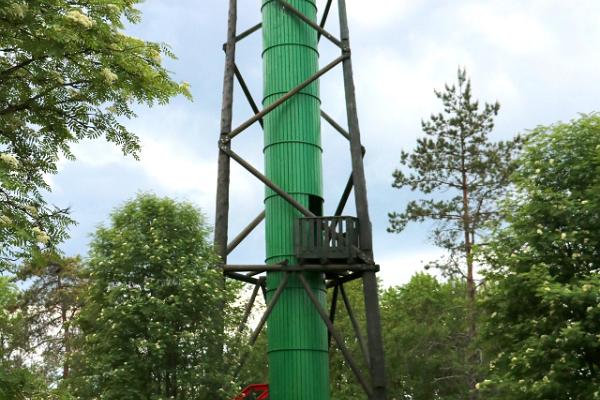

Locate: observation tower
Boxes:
[214,1,387,399]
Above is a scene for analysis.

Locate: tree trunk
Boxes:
[460,140,477,400]
[58,274,70,380]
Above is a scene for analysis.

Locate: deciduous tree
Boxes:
[382,274,469,400]
[0,0,190,271]
[0,276,51,399]
[328,275,469,400]
[69,194,241,400]
[479,114,600,399]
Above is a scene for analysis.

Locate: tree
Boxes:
[478,114,600,399]
[0,0,190,271]
[17,253,87,384]
[69,194,242,400]
[0,276,54,400]
[328,280,370,400]
[388,68,521,396]
[382,274,470,400]
[328,275,469,400]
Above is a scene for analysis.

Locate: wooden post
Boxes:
[338,0,387,398]
[213,0,237,390]
[214,0,237,264]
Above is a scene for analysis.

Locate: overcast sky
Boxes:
[48,0,600,287]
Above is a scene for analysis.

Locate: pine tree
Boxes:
[18,252,87,383]
[388,68,521,397]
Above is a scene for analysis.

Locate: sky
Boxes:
[47,0,600,287]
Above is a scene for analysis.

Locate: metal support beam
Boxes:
[227,210,265,254]
[260,278,267,302]
[338,0,387,397]
[335,174,354,217]
[222,147,315,218]
[321,110,368,218]
[235,22,261,43]
[227,55,346,140]
[321,109,350,141]
[327,271,364,288]
[333,147,365,217]
[225,271,259,285]
[249,272,289,346]
[214,0,237,262]
[277,0,343,48]
[297,273,373,397]
[213,1,237,384]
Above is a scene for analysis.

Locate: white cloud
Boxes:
[484,70,519,103]
[66,139,130,169]
[60,107,263,223]
[378,248,446,287]
[346,0,422,29]
[137,138,214,194]
[351,42,476,186]
[458,2,555,56]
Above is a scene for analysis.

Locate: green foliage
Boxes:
[0,0,190,271]
[68,194,241,400]
[0,276,45,400]
[328,280,369,400]
[479,114,600,399]
[0,366,49,400]
[0,276,22,357]
[388,68,521,398]
[237,329,269,386]
[328,276,469,400]
[17,253,87,383]
[382,274,470,400]
[388,68,520,276]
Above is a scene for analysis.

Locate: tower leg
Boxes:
[215,0,237,393]
[337,0,387,398]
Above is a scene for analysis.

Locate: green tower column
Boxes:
[262,1,329,399]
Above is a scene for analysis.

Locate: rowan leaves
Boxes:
[0,0,190,270]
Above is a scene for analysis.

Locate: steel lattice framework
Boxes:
[214,1,387,399]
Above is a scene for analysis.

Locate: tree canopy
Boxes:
[0,0,190,271]
[69,194,241,399]
[388,68,520,277]
[382,274,470,400]
[479,114,600,399]
[18,253,87,383]
[327,275,470,400]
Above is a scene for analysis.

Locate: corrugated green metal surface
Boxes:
[262,0,329,399]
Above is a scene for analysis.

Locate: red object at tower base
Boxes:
[232,384,269,400]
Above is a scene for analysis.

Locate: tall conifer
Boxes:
[389,68,521,397]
